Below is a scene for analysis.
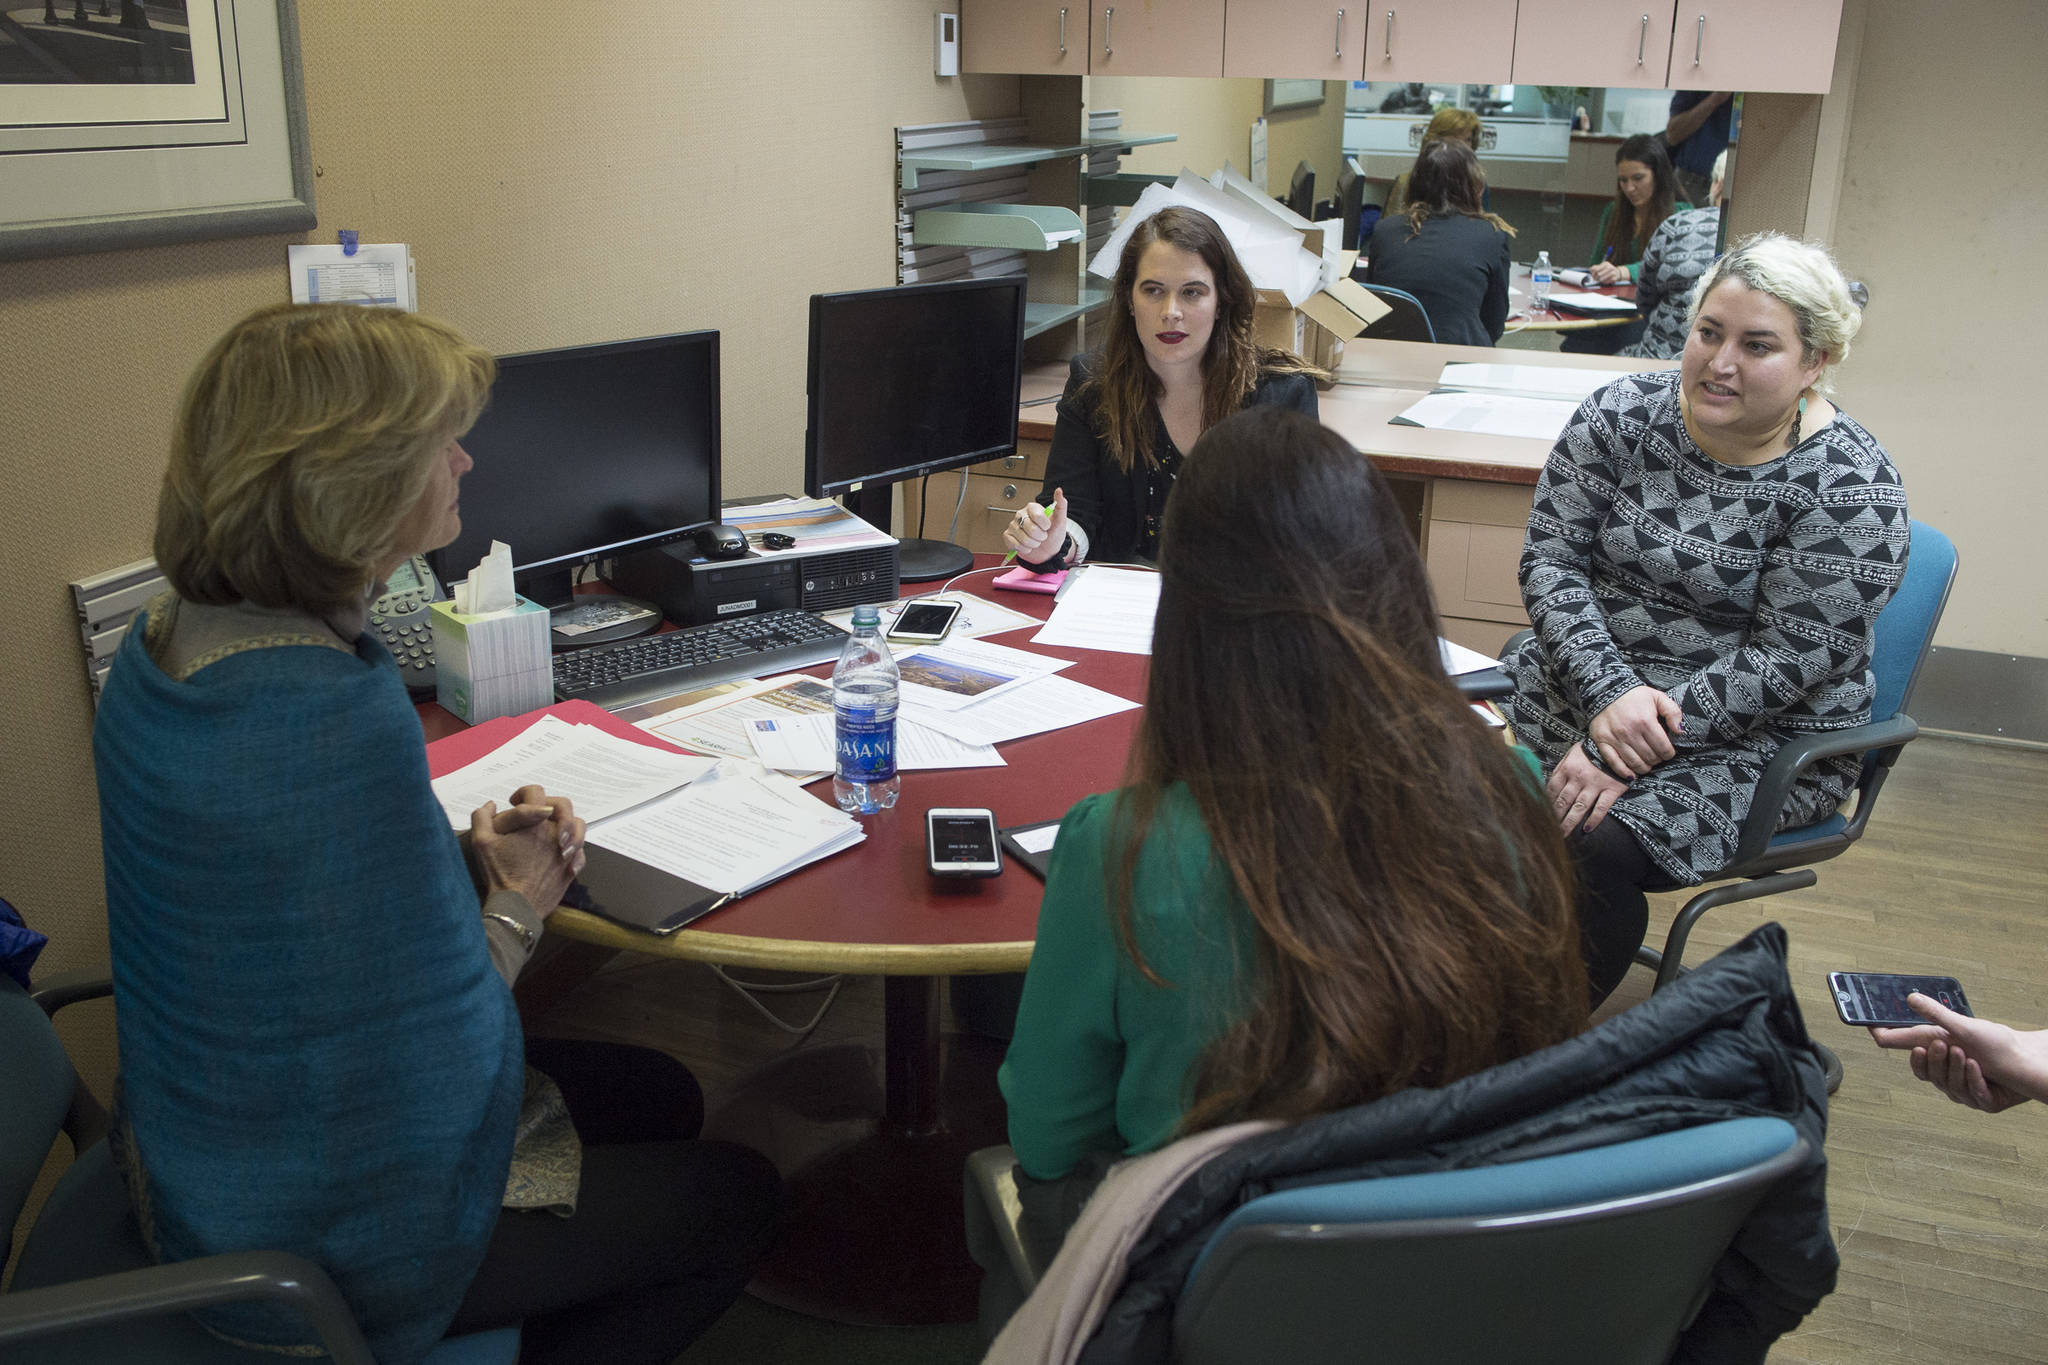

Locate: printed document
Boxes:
[1439,638,1503,676]
[287,242,417,311]
[894,637,1071,713]
[744,712,1004,774]
[587,763,863,897]
[430,714,715,829]
[1542,289,1638,314]
[633,675,836,780]
[1392,391,1582,442]
[1437,363,1614,404]
[904,673,1140,747]
[1031,565,1162,655]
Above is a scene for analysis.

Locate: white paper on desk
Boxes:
[286,243,416,311]
[1439,638,1503,676]
[1544,289,1639,314]
[1438,364,1614,404]
[588,764,862,897]
[1393,391,1582,442]
[636,674,835,780]
[715,497,898,556]
[743,712,1005,774]
[1032,565,1162,655]
[429,715,716,829]
[905,673,1139,747]
[893,637,1071,712]
[1011,823,1062,855]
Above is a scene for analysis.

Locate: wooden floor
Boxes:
[533,733,2048,1363]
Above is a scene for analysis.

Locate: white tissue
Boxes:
[454,540,516,614]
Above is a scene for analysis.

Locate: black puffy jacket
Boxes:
[1076,924,1837,1365]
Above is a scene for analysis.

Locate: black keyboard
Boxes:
[552,609,848,710]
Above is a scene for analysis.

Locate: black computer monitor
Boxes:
[1286,161,1316,220]
[433,331,720,616]
[805,276,1027,582]
[1337,156,1367,251]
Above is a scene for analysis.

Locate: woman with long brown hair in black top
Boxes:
[1002,205,1323,571]
[999,405,1587,1198]
[1365,138,1516,346]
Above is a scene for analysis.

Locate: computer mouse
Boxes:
[695,523,749,560]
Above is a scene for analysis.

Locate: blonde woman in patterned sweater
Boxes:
[1501,233,1909,1006]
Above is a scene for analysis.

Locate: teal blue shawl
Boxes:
[94,610,522,1365]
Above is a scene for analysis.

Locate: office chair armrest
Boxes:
[0,1250,376,1365]
[29,968,113,1019]
[1729,712,1919,867]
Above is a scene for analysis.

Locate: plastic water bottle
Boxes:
[1532,251,1553,309]
[832,603,900,814]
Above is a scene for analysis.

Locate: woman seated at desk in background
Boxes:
[1380,106,1487,217]
[1501,234,1909,1006]
[1566,133,1690,356]
[1365,138,1515,347]
[1621,150,1727,361]
[1002,205,1322,572]
[93,304,782,1365]
[990,406,1587,1306]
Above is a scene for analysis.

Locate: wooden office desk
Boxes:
[433,564,1144,1325]
[1510,269,1640,332]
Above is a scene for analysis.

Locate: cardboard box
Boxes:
[430,596,553,724]
[1253,274,1389,377]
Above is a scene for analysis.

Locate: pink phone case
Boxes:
[993,566,1066,594]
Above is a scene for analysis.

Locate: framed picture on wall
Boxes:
[0,0,315,261]
[1264,80,1325,113]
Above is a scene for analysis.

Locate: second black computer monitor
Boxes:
[805,275,1027,581]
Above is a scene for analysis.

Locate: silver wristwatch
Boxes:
[481,910,540,955]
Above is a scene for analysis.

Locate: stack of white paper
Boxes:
[587,763,864,898]
[1032,566,1162,655]
[429,715,718,829]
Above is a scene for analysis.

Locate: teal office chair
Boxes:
[971,1117,1806,1365]
[1359,284,1437,343]
[0,970,520,1365]
[1631,520,1957,992]
[1174,1118,1805,1365]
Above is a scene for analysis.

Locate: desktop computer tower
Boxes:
[610,541,900,627]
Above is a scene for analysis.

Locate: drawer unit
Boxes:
[1426,478,1535,630]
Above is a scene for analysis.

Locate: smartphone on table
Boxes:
[926,807,1003,879]
[888,599,962,646]
[1827,972,1973,1028]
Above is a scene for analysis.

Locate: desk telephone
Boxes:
[372,554,447,694]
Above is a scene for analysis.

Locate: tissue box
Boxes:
[430,597,554,724]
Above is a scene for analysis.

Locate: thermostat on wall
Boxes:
[935,11,959,76]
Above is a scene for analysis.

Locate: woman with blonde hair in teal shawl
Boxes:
[96,303,782,1364]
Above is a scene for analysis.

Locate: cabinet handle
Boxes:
[1002,484,1020,499]
[1003,455,1024,470]
[1103,6,1112,58]
[1637,13,1648,64]
[1058,6,1067,55]
[1384,9,1394,58]
[1335,8,1345,57]
[1694,13,1705,65]
[984,504,1021,515]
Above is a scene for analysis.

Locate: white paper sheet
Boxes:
[904,673,1140,747]
[586,764,862,897]
[1031,566,1162,655]
[636,675,835,778]
[1393,391,1583,442]
[1437,363,1616,403]
[286,242,416,311]
[430,715,716,829]
[894,637,1072,712]
[1543,289,1639,314]
[1439,638,1503,676]
[1011,823,1061,855]
[743,712,1005,774]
